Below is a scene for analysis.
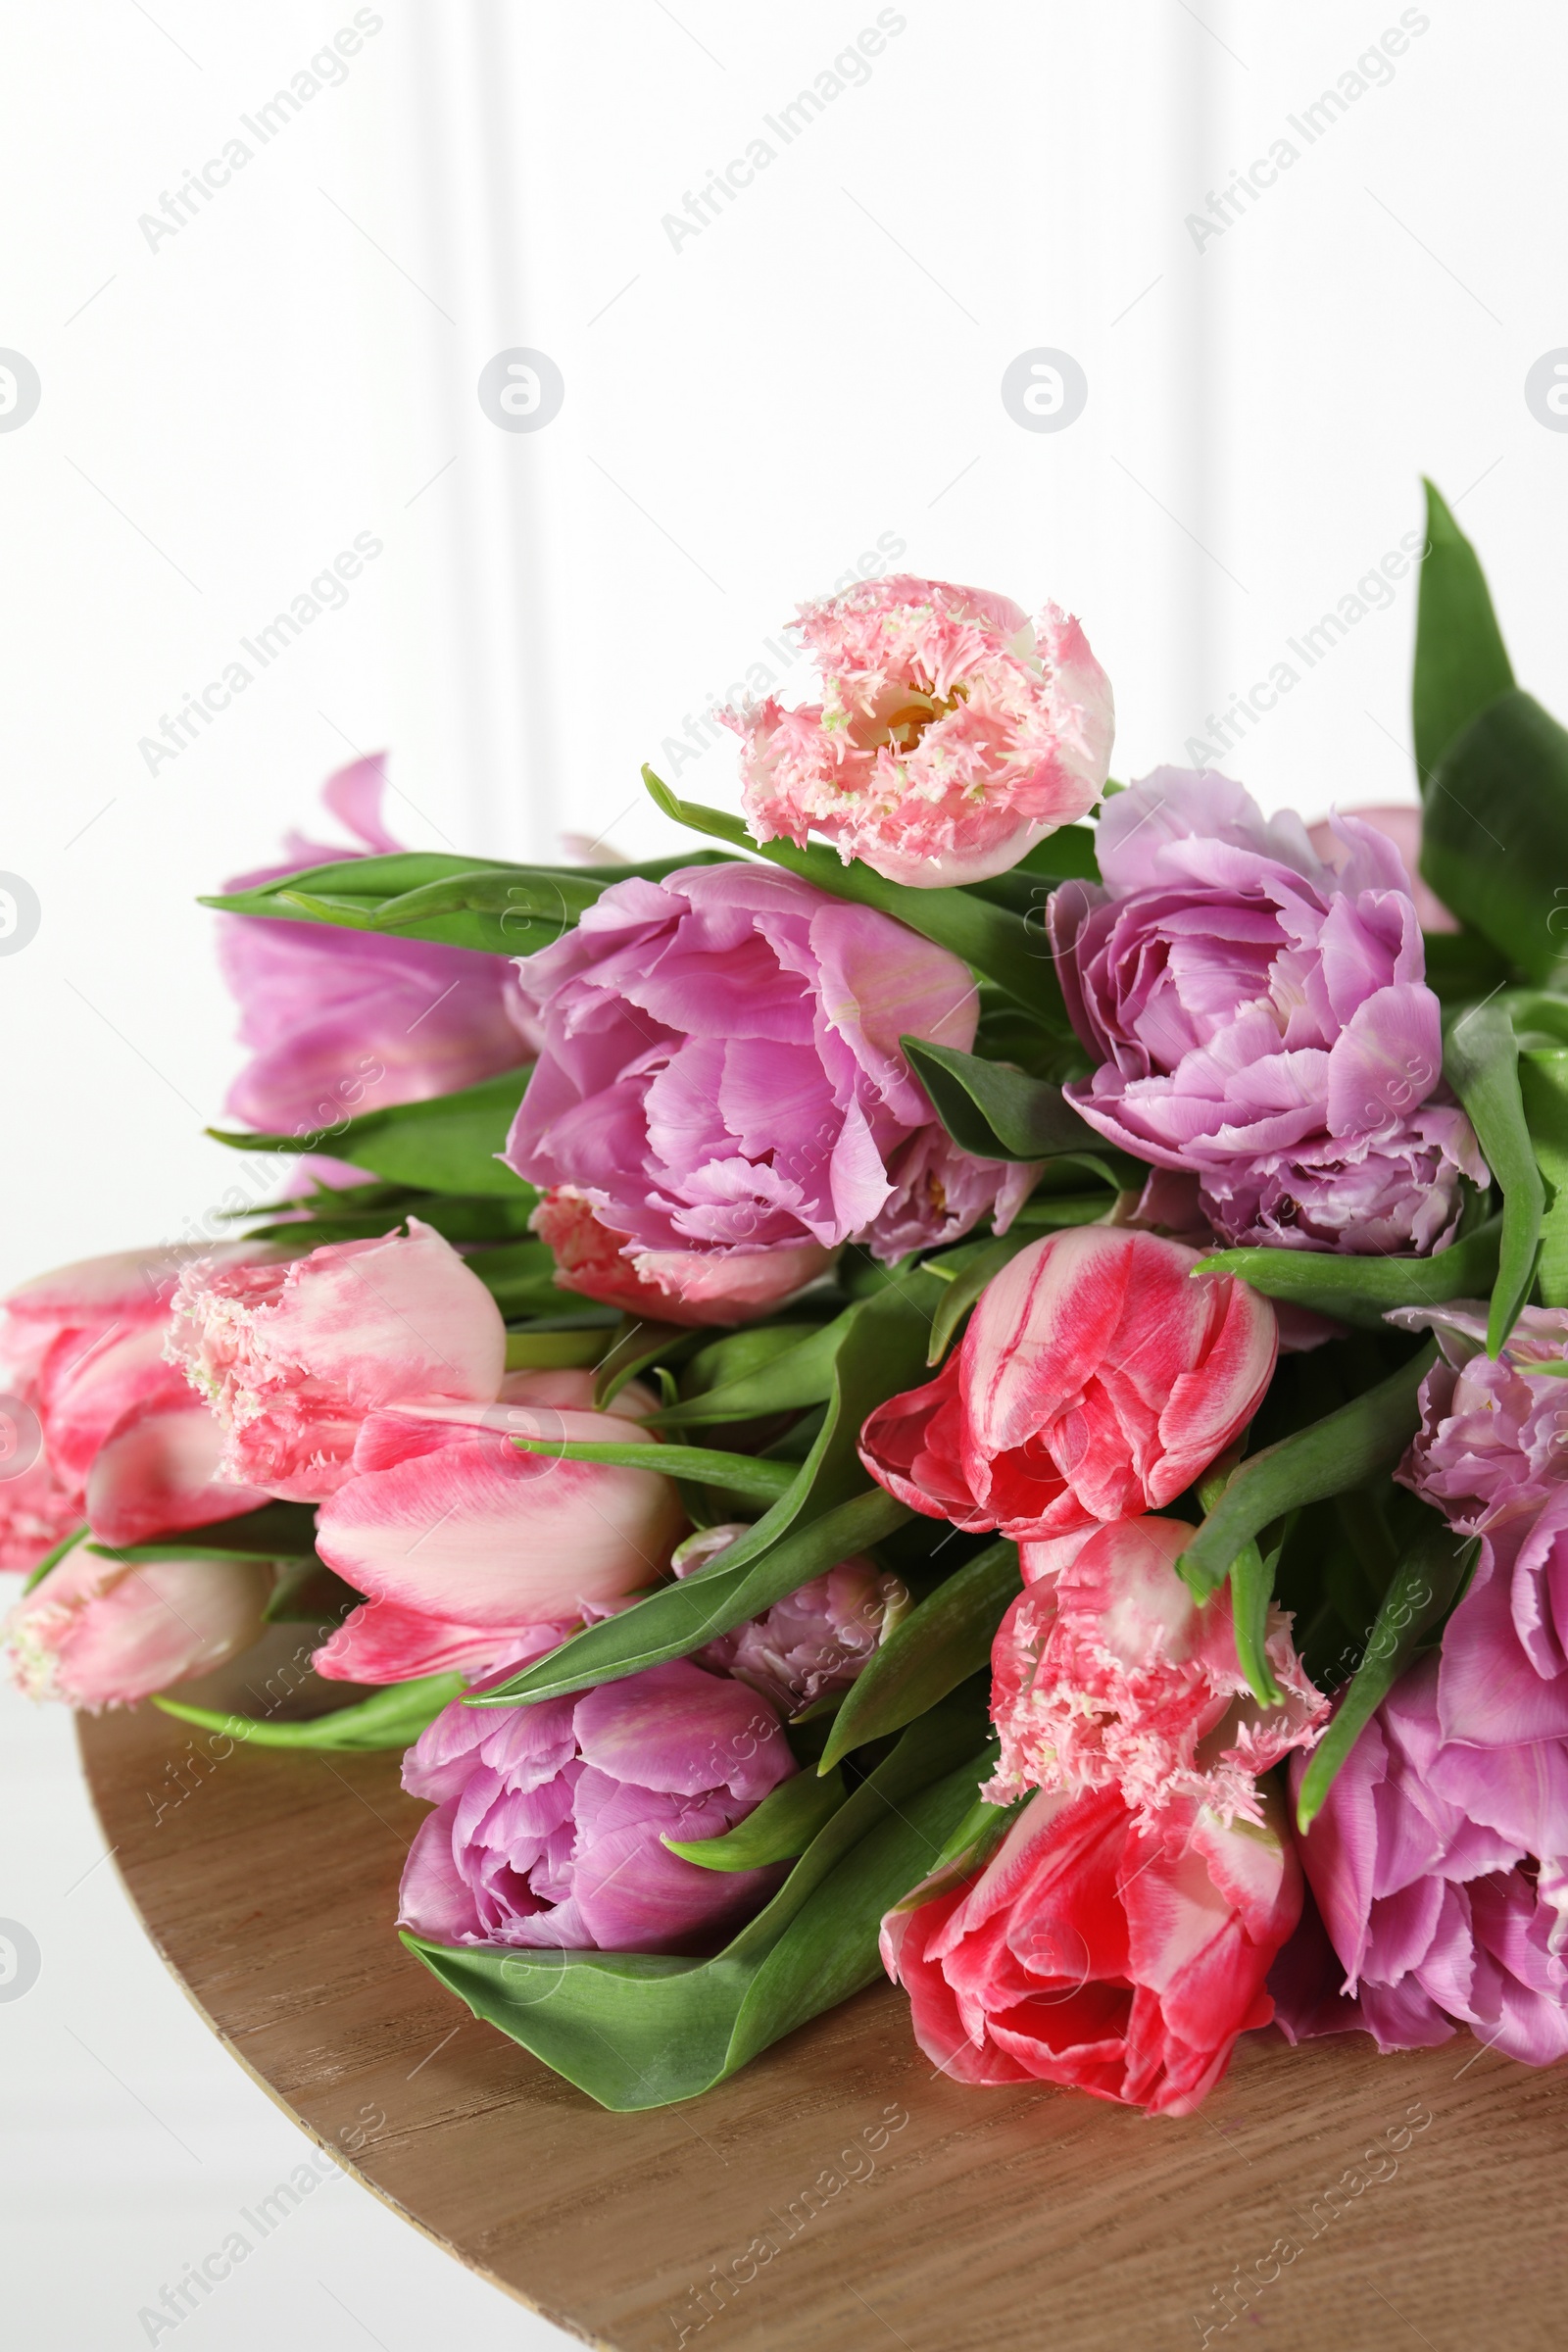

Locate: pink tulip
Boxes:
[882,1778,1301,2116]
[859,1228,1277,1542]
[988,1516,1326,1824]
[4,1542,274,1710]
[530,1186,835,1329]
[675,1522,903,1712]
[720,575,1114,886]
[219,754,531,1140]
[312,1371,685,1683]
[1306,805,1458,934]
[0,1245,269,1569]
[166,1219,507,1503]
[398,1657,795,1952]
[1275,1657,1568,2064]
[505,860,1034,1328]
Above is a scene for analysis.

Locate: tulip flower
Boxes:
[1392,1301,1568,1750]
[1049,769,1485,1253]
[720,574,1114,886]
[0,1244,270,1569]
[167,1219,507,1503]
[397,1657,795,1953]
[219,754,531,1140]
[674,1522,903,1713]
[988,1516,1326,1825]
[312,1371,685,1683]
[4,1540,274,1711]
[1306,805,1458,934]
[859,1228,1277,1542]
[1276,1657,1568,2064]
[881,1778,1301,2117]
[504,861,1034,1327]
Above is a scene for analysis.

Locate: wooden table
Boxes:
[79,1641,1568,2352]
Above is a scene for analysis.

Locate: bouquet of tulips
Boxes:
[11,487,1568,2119]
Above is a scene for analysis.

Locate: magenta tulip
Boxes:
[4,1541,274,1711]
[167,1219,507,1503]
[398,1658,795,1953]
[859,1228,1277,1542]
[313,1372,685,1684]
[882,1778,1301,2117]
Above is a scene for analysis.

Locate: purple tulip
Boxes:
[674,1523,903,1711]
[1047,769,1485,1253]
[397,1659,796,1953]
[503,861,1034,1326]
[1275,1657,1568,2064]
[1393,1302,1568,1752]
[220,755,530,1138]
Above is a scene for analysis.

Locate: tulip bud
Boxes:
[4,1541,273,1711]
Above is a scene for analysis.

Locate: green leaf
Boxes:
[1008,1190,1117,1233]
[1412,479,1514,791]
[650,1313,852,1427]
[1195,1218,1502,1331]
[154,1672,461,1750]
[1295,1522,1476,1830]
[1421,926,1510,1009]
[209,1066,534,1198]
[512,1433,796,1504]
[202,848,739,956]
[665,1765,848,1869]
[1519,1048,1568,1308]
[262,1558,362,1626]
[502,1326,612,1371]
[21,1524,89,1594]
[82,1498,321,1570]
[466,1239,572,1316]
[403,1688,991,2108]
[818,1541,1020,1769]
[899,1037,1142,1185]
[1421,691,1568,984]
[642,767,1059,1015]
[1444,1001,1544,1352]
[1177,1343,1439,1598]
[592,1321,704,1410]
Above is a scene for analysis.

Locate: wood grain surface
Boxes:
[78,1636,1568,2352]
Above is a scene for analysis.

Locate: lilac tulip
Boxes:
[1275,1657,1568,2064]
[220,755,529,1139]
[1392,1301,1568,1754]
[673,1522,903,1711]
[504,862,1035,1325]
[397,1658,795,1953]
[1047,769,1485,1253]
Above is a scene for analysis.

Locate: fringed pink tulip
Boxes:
[721,575,1114,886]
[859,1228,1277,1542]
[882,1778,1301,2117]
[0,1244,269,1568]
[166,1219,507,1503]
[398,1658,794,1952]
[313,1371,685,1683]
[988,1516,1326,1824]
[4,1542,274,1710]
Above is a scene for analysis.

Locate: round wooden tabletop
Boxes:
[79,1640,1568,2352]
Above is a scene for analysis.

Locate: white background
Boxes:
[4,3,1567,2344]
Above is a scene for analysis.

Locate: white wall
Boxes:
[4,4,1566,2343]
